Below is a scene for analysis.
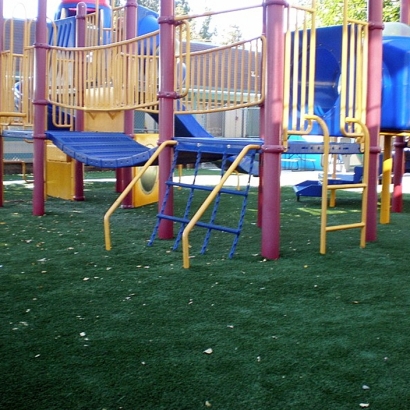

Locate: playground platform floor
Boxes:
[178,170,410,194]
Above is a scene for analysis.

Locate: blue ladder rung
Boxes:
[156,214,241,235]
[166,181,248,197]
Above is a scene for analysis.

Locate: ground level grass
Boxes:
[1,171,410,409]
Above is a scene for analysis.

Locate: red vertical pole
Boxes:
[32,0,49,216]
[0,0,4,207]
[261,0,286,259]
[391,0,410,212]
[402,0,410,21]
[257,4,267,228]
[157,0,175,239]
[120,0,138,208]
[366,0,383,241]
[73,2,87,201]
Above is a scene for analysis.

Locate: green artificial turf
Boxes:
[1,171,410,409]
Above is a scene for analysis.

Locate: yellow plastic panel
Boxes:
[46,141,71,162]
[46,161,75,200]
[84,110,124,132]
[132,134,159,207]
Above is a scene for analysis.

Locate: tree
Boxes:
[122,0,218,43]
[135,0,160,12]
[196,12,217,42]
[221,25,243,45]
[120,0,191,14]
[176,0,191,15]
[298,0,400,26]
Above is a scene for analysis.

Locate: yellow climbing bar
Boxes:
[103,140,177,251]
[182,144,260,269]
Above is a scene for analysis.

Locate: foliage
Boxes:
[135,0,159,12]
[299,0,400,26]
[176,0,191,15]
[298,0,400,26]
[195,11,217,42]
[221,25,243,45]
[135,0,217,43]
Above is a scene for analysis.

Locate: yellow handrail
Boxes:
[305,114,369,254]
[182,144,260,269]
[103,140,177,251]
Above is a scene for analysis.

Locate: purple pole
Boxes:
[73,2,87,201]
[402,0,410,21]
[257,4,267,228]
[32,0,49,216]
[365,0,383,241]
[261,0,286,259]
[120,0,138,208]
[157,0,175,239]
[0,0,4,207]
[391,0,410,212]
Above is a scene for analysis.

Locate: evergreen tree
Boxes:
[221,24,243,45]
[136,0,160,12]
[176,0,191,15]
[197,12,217,42]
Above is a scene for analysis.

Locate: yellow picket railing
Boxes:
[0,18,35,126]
[283,1,317,145]
[47,32,160,113]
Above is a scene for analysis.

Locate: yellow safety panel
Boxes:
[132,133,159,207]
[46,161,76,200]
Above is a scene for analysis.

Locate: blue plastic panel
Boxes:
[46,131,155,168]
[381,36,410,131]
[295,26,410,134]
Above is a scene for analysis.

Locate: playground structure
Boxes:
[1,0,410,267]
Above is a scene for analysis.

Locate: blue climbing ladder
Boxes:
[148,138,261,260]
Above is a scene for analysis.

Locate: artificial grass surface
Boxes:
[1,171,410,409]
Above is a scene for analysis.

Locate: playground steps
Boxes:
[286,141,362,154]
[45,131,156,168]
[149,138,260,259]
[294,166,364,200]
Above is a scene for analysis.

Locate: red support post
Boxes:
[0,0,4,207]
[261,0,287,260]
[157,0,175,239]
[365,0,384,241]
[402,0,410,21]
[32,0,49,216]
[73,2,87,201]
[121,0,138,208]
[391,0,410,212]
[257,4,267,229]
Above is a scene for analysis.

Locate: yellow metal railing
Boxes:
[283,1,317,147]
[178,36,265,114]
[110,6,126,44]
[103,140,177,251]
[305,115,369,254]
[0,18,35,126]
[171,5,265,114]
[47,31,160,113]
[182,144,261,269]
[339,17,368,136]
[46,6,265,117]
